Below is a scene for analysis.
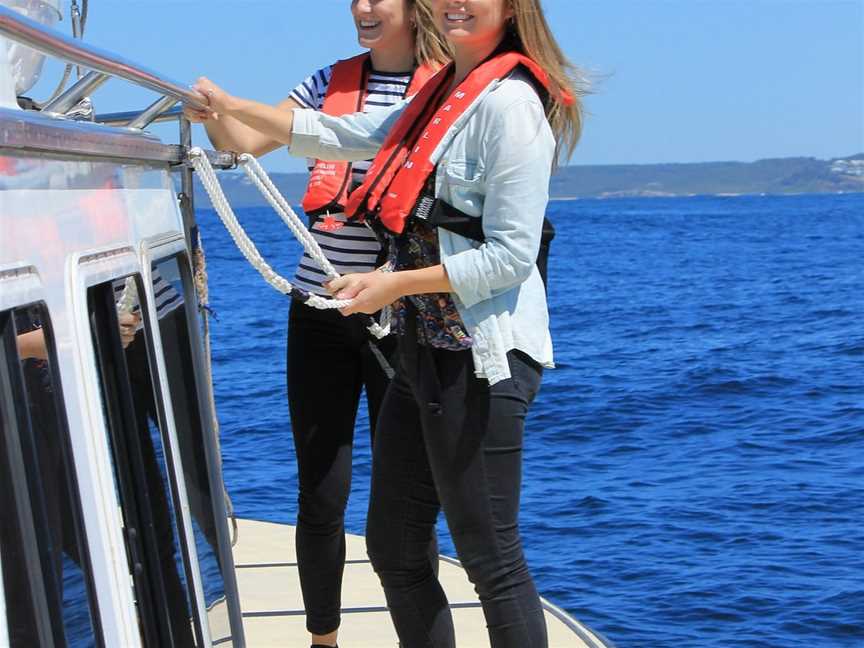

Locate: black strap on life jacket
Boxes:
[419,197,555,293]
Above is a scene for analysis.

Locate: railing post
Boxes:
[127,95,178,130]
[179,116,198,257]
[177,116,248,648]
[41,70,108,114]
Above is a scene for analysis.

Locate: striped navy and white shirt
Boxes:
[289,64,414,295]
[113,269,183,332]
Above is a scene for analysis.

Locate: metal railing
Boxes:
[0,5,208,127]
[96,106,185,127]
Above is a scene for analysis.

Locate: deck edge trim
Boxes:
[242,601,483,619]
[235,558,370,569]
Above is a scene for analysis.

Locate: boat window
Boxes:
[151,254,234,646]
[87,277,200,647]
[0,304,103,648]
[0,554,8,648]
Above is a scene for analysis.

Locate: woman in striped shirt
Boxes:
[185,2,448,647]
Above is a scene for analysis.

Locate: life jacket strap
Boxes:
[412,188,556,292]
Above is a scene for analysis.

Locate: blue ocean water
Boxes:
[200,193,864,648]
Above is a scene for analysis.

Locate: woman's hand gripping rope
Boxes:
[327,264,455,316]
[326,269,402,317]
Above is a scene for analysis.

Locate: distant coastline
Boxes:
[192,153,864,209]
[549,190,863,202]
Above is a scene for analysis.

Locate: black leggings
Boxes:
[367,344,548,648]
[288,300,439,634]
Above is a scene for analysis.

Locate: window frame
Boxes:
[87,271,208,647]
[0,300,105,648]
[147,242,246,646]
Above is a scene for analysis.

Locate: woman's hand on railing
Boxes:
[183,90,214,123]
[182,77,225,122]
[187,76,238,120]
[184,76,298,151]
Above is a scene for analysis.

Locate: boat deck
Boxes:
[229,518,609,647]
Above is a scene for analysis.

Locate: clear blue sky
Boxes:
[28,0,864,173]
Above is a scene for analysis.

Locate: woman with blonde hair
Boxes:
[187,2,448,647]
[191,0,584,645]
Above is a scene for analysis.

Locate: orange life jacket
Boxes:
[300,53,438,218]
[344,51,571,235]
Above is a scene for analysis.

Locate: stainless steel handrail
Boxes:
[96,106,184,127]
[41,70,108,113]
[127,96,179,129]
[0,5,208,111]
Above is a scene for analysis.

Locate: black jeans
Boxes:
[287,300,415,634]
[367,344,548,648]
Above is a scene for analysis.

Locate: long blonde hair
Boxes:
[409,0,452,68]
[508,0,587,161]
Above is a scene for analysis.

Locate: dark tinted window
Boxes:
[0,304,102,647]
[151,255,233,645]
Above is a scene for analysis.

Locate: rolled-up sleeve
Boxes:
[289,99,409,162]
[443,97,555,309]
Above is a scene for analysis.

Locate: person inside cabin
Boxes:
[184,2,450,646]
[188,0,585,645]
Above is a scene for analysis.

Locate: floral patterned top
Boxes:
[386,218,473,351]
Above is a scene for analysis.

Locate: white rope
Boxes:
[238,153,392,338]
[189,148,391,337]
[189,148,349,309]
[192,236,238,546]
[239,154,338,280]
[116,276,137,313]
[378,301,392,339]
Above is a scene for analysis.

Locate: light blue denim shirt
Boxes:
[290,69,555,385]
